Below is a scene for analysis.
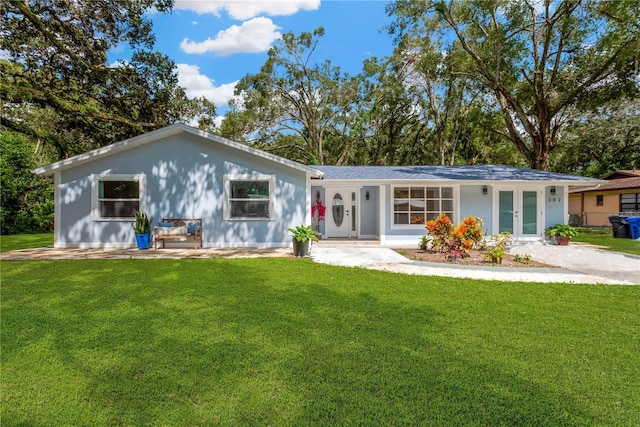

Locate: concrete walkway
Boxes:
[310,243,639,285]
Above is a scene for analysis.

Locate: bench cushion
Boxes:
[187,221,200,235]
[156,225,188,236]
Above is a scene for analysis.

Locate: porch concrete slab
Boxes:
[0,247,292,261]
[311,244,638,285]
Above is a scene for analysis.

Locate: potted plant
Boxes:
[545,224,578,246]
[133,210,153,250]
[288,224,320,257]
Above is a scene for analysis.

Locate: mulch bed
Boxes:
[396,248,555,268]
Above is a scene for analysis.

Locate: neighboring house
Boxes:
[33,124,602,248]
[569,170,640,227]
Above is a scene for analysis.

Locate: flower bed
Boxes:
[396,248,555,268]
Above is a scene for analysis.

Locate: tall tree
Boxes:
[220,28,364,165]
[0,0,214,157]
[356,51,521,166]
[388,0,640,170]
[394,40,483,165]
[552,98,640,177]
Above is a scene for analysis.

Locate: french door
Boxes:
[497,187,541,238]
[325,187,358,238]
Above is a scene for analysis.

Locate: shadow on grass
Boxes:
[1,259,610,425]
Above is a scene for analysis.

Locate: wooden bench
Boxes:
[154,218,203,250]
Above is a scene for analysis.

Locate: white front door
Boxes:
[497,187,541,238]
[326,187,358,238]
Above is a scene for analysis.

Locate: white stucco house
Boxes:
[32,124,602,248]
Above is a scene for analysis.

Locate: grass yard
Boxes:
[1,232,53,253]
[573,227,640,256]
[2,258,639,426]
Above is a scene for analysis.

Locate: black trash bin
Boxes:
[608,216,631,239]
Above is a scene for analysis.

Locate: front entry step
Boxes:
[315,239,380,246]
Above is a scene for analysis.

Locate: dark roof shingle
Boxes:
[314,165,601,182]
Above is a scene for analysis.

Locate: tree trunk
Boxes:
[532,132,551,171]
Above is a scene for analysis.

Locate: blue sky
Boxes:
[110,1,395,123]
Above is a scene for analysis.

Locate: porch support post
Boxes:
[379,185,386,245]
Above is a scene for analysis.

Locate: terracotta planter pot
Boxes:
[556,236,570,246]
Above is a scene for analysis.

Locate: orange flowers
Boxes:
[425,213,485,259]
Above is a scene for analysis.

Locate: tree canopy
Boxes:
[220,28,366,165]
[1,0,214,157]
[0,0,214,234]
[387,0,640,170]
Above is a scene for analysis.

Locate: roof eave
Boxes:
[316,178,605,185]
[31,124,185,177]
[31,124,324,179]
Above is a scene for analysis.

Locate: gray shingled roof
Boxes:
[313,165,602,182]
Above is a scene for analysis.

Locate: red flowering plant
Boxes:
[425,214,485,261]
[311,199,326,233]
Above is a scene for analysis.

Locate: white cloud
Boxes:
[176,63,238,106]
[107,60,129,68]
[174,0,320,20]
[213,115,225,128]
[181,17,281,56]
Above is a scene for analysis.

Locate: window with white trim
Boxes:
[393,186,454,225]
[91,174,145,220]
[224,175,275,220]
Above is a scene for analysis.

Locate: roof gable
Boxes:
[601,170,640,180]
[571,176,640,193]
[32,124,324,178]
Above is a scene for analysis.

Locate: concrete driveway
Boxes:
[510,243,639,284]
[310,243,639,285]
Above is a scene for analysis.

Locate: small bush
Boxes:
[425,213,485,259]
[514,254,532,264]
[418,235,430,250]
[484,232,513,264]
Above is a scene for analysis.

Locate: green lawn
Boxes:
[1,232,53,252]
[2,258,639,426]
[573,227,640,255]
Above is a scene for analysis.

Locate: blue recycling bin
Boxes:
[627,216,640,240]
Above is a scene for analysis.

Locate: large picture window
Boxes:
[225,175,275,220]
[620,193,640,212]
[393,186,454,225]
[91,174,145,220]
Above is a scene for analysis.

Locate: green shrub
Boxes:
[484,232,513,264]
[0,132,54,234]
